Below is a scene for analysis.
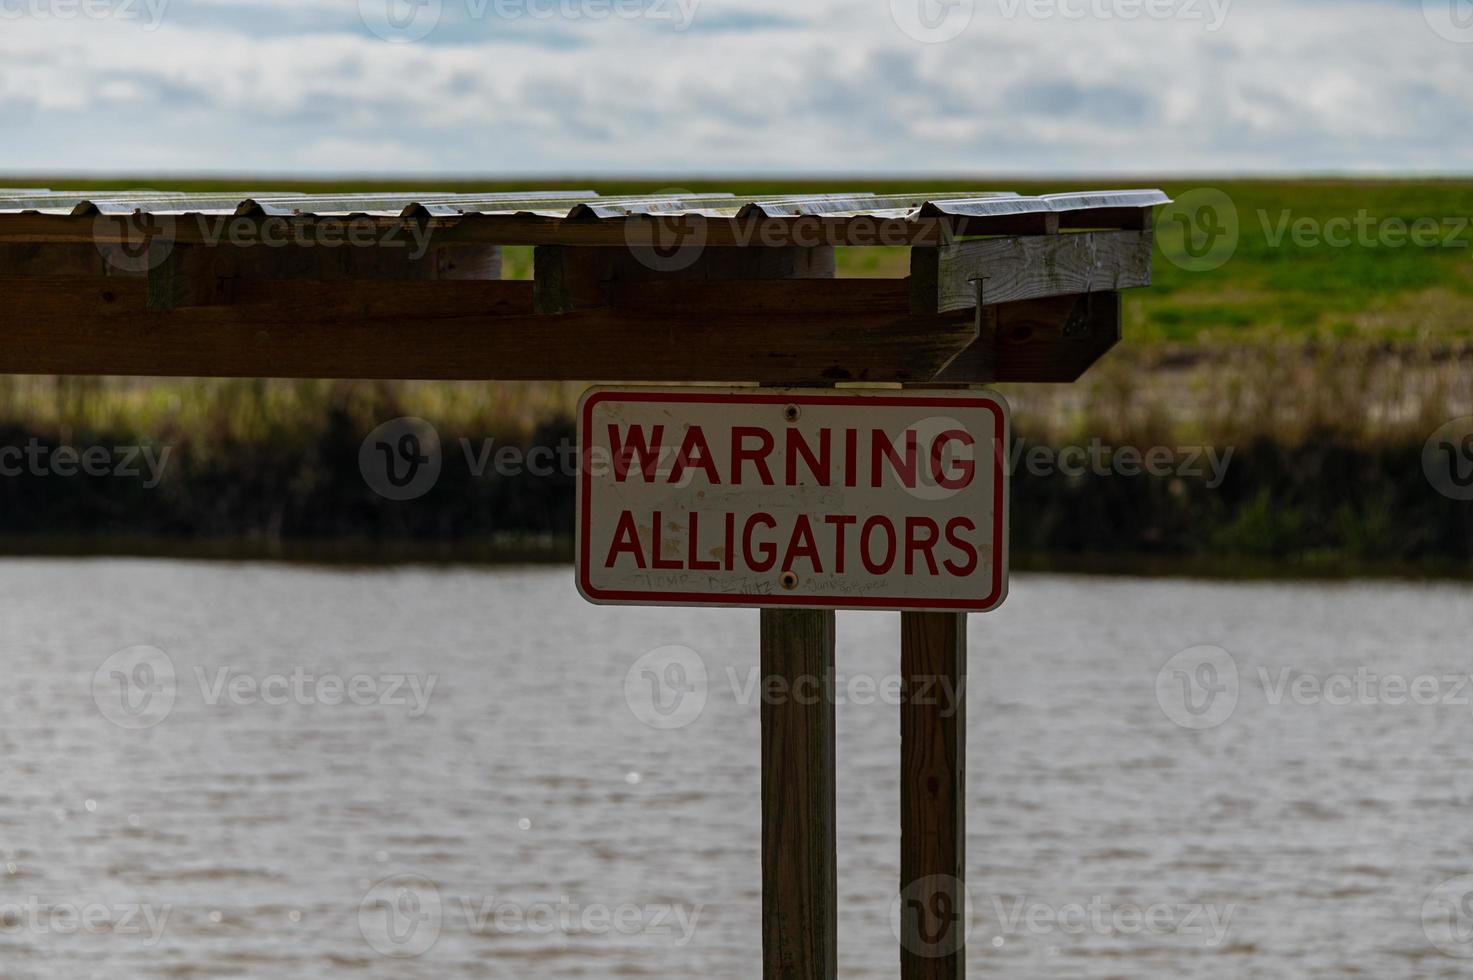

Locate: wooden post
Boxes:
[899,610,968,976]
[754,245,840,980]
[761,608,838,980]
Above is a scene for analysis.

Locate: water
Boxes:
[2,559,1472,978]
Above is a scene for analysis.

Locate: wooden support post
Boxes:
[761,608,838,980]
[900,611,968,978]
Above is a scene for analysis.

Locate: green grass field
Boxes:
[17,175,1473,344]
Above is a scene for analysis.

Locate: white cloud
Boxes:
[0,0,1468,174]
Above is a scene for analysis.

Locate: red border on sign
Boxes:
[577,390,1008,611]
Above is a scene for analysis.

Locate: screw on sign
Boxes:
[575,387,1010,613]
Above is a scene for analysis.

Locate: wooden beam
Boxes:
[761,608,838,980]
[139,238,502,310]
[1059,205,1155,231]
[0,275,989,386]
[910,230,1152,315]
[534,244,835,314]
[0,212,955,249]
[936,291,1123,384]
[899,611,968,979]
[0,209,1156,253]
[0,275,1117,382]
[949,212,1059,239]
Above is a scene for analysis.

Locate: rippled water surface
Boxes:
[3,559,1473,978]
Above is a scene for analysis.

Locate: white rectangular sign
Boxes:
[576,387,1009,612]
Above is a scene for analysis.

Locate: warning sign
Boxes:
[576,387,1009,612]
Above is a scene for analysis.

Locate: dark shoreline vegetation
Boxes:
[0,373,1467,577]
[1,176,1471,575]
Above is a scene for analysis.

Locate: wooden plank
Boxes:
[0,243,111,276]
[0,213,956,249]
[1059,206,1155,231]
[0,275,981,382]
[935,291,1123,384]
[900,611,968,978]
[910,230,1152,315]
[761,608,838,980]
[140,237,503,309]
[534,245,835,314]
[949,212,1059,239]
[146,243,197,311]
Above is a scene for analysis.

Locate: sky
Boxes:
[0,0,1470,176]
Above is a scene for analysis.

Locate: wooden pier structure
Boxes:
[0,186,1167,978]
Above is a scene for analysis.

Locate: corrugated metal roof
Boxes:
[0,188,1169,222]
